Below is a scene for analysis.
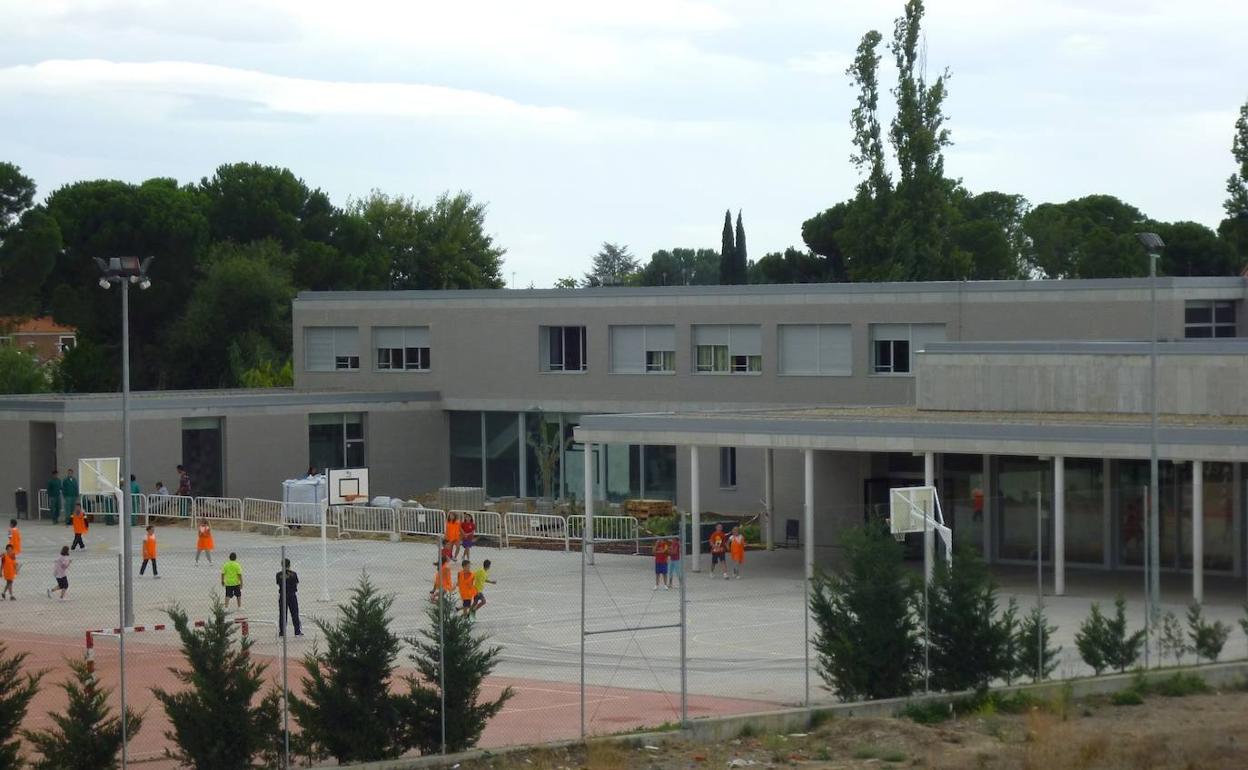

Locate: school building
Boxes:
[1,276,1246,600]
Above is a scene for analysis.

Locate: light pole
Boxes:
[94,256,153,628]
[1136,233,1164,626]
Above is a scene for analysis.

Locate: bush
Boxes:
[290,576,408,764]
[1110,689,1144,706]
[741,523,761,544]
[0,642,43,770]
[1186,603,1232,663]
[924,547,1010,692]
[1075,603,1110,676]
[810,523,922,701]
[644,515,677,536]
[1076,596,1144,675]
[21,659,142,770]
[1151,672,1211,697]
[1015,605,1061,683]
[1158,610,1189,666]
[898,700,952,724]
[152,601,281,770]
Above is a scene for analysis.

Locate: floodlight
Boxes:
[1136,232,1165,252]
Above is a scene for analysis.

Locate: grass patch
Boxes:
[1110,689,1144,706]
[1151,672,1211,698]
[852,744,906,762]
[737,723,758,739]
[899,700,953,724]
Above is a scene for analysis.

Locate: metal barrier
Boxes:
[281,501,327,529]
[194,496,243,527]
[454,510,504,546]
[396,506,446,538]
[503,512,569,551]
[79,492,119,519]
[568,515,640,554]
[242,498,288,533]
[337,505,396,537]
[37,489,49,520]
[146,494,193,520]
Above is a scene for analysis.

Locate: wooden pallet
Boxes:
[624,499,674,519]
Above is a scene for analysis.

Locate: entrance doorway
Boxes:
[181,417,223,497]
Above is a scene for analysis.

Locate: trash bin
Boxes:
[14,488,28,519]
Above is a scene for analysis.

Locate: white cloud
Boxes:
[0,59,576,122]
[786,51,851,77]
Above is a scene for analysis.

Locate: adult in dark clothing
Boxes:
[61,469,79,526]
[276,559,302,637]
[46,470,63,524]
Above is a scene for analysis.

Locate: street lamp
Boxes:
[1136,233,1164,636]
[94,256,153,627]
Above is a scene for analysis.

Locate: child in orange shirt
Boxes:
[1,544,17,600]
[445,513,462,559]
[140,525,159,578]
[70,505,88,551]
[727,526,746,579]
[708,524,728,579]
[428,554,453,603]
[7,519,20,556]
[196,519,215,564]
[455,559,477,615]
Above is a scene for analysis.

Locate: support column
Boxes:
[982,454,993,562]
[518,413,527,498]
[690,446,701,572]
[1193,459,1203,604]
[763,448,775,551]
[1054,456,1066,596]
[803,449,815,582]
[583,442,594,565]
[1103,459,1113,569]
[924,451,935,584]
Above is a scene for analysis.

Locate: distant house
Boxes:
[0,317,77,363]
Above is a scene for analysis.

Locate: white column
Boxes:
[982,454,993,562]
[1193,459,1203,604]
[803,449,815,582]
[763,448,775,551]
[1054,456,1066,596]
[1102,459,1113,569]
[690,446,701,572]
[518,412,527,498]
[583,442,594,565]
[924,451,935,584]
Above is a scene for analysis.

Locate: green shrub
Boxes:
[1016,605,1061,683]
[899,700,952,724]
[1110,689,1143,706]
[0,642,43,770]
[1076,596,1144,675]
[1152,672,1210,698]
[741,523,760,544]
[991,690,1039,714]
[21,659,142,770]
[1159,610,1189,666]
[925,548,1010,692]
[1186,603,1232,663]
[644,515,677,536]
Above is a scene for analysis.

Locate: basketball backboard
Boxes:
[79,457,121,494]
[327,467,369,506]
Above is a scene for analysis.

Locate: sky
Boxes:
[1,0,1245,287]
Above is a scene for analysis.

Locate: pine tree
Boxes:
[290,576,408,763]
[718,209,737,284]
[404,595,515,754]
[1016,605,1061,683]
[1159,610,1189,666]
[1186,603,1232,663]
[924,547,1009,692]
[21,659,141,770]
[1075,602,1111,676]
[809,522,922,701]
[998,599,1022,685]
[1103,595,1146,672]
[734,211,748,281]
[0,642,42,770]
[152,602,281,770]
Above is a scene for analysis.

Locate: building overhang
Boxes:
[0,389,443,421]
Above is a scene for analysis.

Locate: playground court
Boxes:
[2,519,1246,764]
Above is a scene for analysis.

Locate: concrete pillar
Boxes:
[1193,459,1203,604]
[1054,456,1066,596]
[804,449,815,582]
[1102,459,1113,569]
[763,448,775,550]
[924,451,935,584]
[584,441,594,565]
[691,446,701,572]
[518,412,527,498]
[983,454,993,562]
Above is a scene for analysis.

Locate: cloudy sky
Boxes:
[1,0,1244,286]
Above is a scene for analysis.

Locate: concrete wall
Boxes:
[0,420,31,519]
[367,409,449,498]
[918,343,1248,415]
[222,413,308,499]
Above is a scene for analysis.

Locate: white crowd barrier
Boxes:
[503,512,569,551]
[145,494,194,521]
[242,498,290,533]
[37,489,49,520]
[337,505,396,537]
[194,496,243,526]
[454,511,504,545]
[396,507,445,538]
[568,515,640,554]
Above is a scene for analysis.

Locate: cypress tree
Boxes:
[735,210,748,282]
[924,547,1010,692]
[718,209,736,284]
[22,659,142,770]
[290,576,409,764]
[0,642,42,770]
[1015,605,1061,682]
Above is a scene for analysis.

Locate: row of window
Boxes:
[305,327,432,373]
[1184,300,1237,338]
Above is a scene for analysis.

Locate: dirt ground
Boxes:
[461,689,1248,770]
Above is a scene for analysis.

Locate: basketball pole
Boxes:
[117,554,128,770]
[319,499,330,603]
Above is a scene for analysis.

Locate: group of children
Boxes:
[1,516,221,601]
[653,523,746,588]
[429,513,495,615]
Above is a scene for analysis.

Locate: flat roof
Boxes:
[0,388,441,419]
[575,406,1248,463]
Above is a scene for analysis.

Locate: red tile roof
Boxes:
[0,316,77,335]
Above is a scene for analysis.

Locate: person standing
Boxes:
[7,520,21,557]
[727,526,746,580]
[1,544,17,600]
[46,469,63,525]
[196,519,215,564]
[129,474,141,527]
[62,468,79,527]
[455,559,476,616]
[221,552,243,610]
[445,513,462,560]
[276,558,301,637]
[667,537,683,589]
[139,525,159,578]
[70,504,88,551]
[460,514,476,561]
[48,546,71,600]
[176,465,192,520]
[652,537,670,591]
[709,523,728,579]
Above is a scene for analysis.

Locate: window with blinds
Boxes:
[609,325,676,373]
[693,324,761,373]
[869,323,945,375]
[778,324,852,375]
[304,327,360,372]
[540,326,587,372]
[374,326,431,371]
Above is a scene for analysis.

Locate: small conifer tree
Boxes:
[1075,602,1111,676]
[291,576,408,763]
[21,659,141,770]
[152,601,281,770]
[809,522,922,701]
[924,547,1009,691]
[1015,605,1061,682]
[0,642,42,770]
[998,599,1022,685]
[1159,610,1189,666]
[1186,603,1232,663]
[1103,595,1146,672]
[404,595,514,754]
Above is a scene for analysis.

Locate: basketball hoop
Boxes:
[340,493,363,504]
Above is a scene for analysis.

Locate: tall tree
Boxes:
[0,162,35,231]
[1220,99,1248,264]
[22,659,142,770]
[718,209,740,284]
[0,642,42,770]
[951,189,1029,279]
[1023,195,1150,278]
[0,207,62,316]
[638,247,720,286]
[800,203,851,282]
[842,29,895,282]
[734,210,748,273]
[199,162,313,250]
[0,346,50,394]
[749,247,830,284]
[582,242,639,287]
[1151,220,1238,276]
